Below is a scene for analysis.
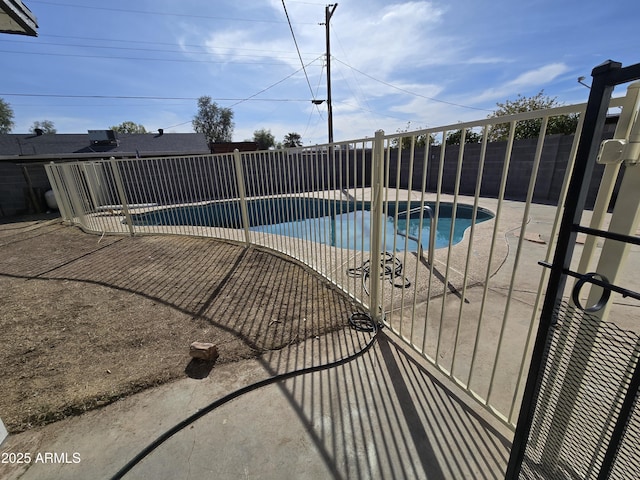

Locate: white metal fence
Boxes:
[45,93,634,430]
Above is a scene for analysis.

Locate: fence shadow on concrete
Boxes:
[236,332,512,479]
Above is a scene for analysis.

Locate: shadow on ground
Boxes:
[1,218,511,479]
[0,220,359,433]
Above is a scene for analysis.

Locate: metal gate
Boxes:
[507,60,640,478]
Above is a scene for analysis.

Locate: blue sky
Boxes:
[2,0,638,144]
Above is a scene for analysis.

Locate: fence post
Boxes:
[369,130,385,322]
[60,163,87,226]
[44,163,70,222]
[233,149,251,246]
[111,160,135,236]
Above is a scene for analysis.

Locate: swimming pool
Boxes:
[130,197,493,252]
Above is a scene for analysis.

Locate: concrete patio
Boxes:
[3,316,512,480]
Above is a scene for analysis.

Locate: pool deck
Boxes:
[2,192,638,479]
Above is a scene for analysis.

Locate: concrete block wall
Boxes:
[0,162,52,216]
[1,132,621,217]
[392,134,619,210]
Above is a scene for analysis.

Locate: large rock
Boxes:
[189,342,219,361]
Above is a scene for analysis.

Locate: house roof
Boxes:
[0,132,211,161]
[0,0,38,36]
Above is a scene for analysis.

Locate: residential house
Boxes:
[0,130,209,216]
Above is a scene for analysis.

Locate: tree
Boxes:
[253,128,275,150]
[0,98,14,134]
[445,128,482,145]
[110,121,147,134]
[282,132,303,148]
[488,90,579,141]
[30,120,57,134]
[392,122,435,149]
[192,96,234,144]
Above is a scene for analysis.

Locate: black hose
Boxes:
[110,313,380,480]
[346,252,411,295]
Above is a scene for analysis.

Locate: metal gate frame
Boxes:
[506,60,640,478]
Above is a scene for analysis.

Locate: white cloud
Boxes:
[473,62,571,104]
[165,4,577,143]
[509,63,570,88]
[464,56,513,65]
[330,1,454,75]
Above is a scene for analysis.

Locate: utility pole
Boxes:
[324,4,337,144]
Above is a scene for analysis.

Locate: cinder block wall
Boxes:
[0,128,621,217]
[0,162,52,216]
[392,134,620,210]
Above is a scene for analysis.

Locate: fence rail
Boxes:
[45,94,631,430]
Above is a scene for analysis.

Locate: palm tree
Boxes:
[283,132,303,148]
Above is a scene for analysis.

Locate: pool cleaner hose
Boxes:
[110,312,381,480]
[346,252,411,295]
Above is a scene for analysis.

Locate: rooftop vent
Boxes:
[34,128,44,136]
[88,129,118,145]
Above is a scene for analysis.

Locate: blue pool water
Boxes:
[251,208,490,252]
[130,198,493,252]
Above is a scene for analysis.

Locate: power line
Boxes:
[330,24,375,122]
[302,61,326,139]
[165,57,324,129]
[37,34,323,56]
[227,56,323,108]
[12,103,193,108]
[0,38,317,61]
[29,0,317,24]
[333,100,412,122]
[0,93,312,102]
[281,0,316,100]
[333,57,493,112]
[0,49,307,66]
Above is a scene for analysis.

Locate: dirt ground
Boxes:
[0,216,360,433]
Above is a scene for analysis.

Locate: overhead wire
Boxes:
[227,55,323,108]
[311,27,422,127]
[10,103,192,108]
[0,38,317,62]
[0,55,322,132]
[0,49,303,66]
[0,93,311,102]
[38,33,323,56]
[287,0,326,4]
[302,59,326,139]
[18,2,482,135]
[29,0,317,25]
[333,57,493,112]
[330,24,376,123]
[162,56,323,130]
[332,99,414,122]
[280,0,316,101]
[280,0,326,131]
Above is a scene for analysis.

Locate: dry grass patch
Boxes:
[0,222,358,433]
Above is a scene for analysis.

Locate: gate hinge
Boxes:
[598,138,640,166]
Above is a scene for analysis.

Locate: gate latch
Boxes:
[598,113,640,166]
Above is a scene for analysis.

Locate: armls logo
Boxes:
[34,452,81,464]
